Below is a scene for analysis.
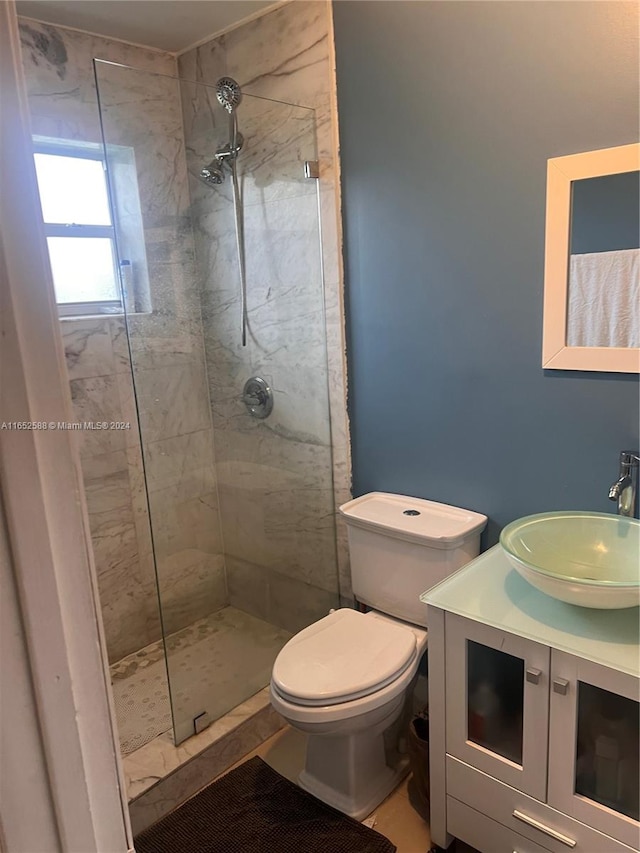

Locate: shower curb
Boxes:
[127,688,285,836]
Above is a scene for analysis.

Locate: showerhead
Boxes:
[201,78,243,187]
[200,160,225,185]
[216,77,242,113]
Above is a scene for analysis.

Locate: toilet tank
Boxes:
[340,492,487,627]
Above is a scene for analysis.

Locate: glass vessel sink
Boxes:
[500,511,640,609]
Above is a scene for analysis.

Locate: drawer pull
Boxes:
[526,667,542,685]
[513,809,577,848]
[553,678,570,695]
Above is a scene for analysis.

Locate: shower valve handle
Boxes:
[243,391,263,407]
[242,377,273,419]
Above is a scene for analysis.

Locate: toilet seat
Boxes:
[272,608,417,707]
[270,655,418,725]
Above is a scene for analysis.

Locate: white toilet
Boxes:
[270,491,487,819]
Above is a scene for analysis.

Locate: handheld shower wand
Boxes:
[199,78,244,186]
[198,77,248,347]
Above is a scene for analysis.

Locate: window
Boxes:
[33,142,122,316]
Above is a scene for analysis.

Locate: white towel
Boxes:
[567,248,639,348]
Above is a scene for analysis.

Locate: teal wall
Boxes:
[332,1,640,544]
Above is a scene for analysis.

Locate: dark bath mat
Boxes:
[134,756,397,853]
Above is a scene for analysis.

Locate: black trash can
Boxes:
[407,713,430,820]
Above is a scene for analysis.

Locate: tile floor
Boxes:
[111,606,290,753]
[226,726,478,853]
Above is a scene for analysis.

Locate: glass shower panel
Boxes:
[95,59,204,750]
[179,84,340,743]
[95,62,339,746]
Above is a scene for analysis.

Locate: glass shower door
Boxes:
[95,61,339,745]
[181,83,340,742]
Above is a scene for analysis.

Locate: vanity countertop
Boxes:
[421,545,639,676]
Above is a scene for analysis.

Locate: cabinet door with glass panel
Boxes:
[549,650,640,849]
[445,613,550,801]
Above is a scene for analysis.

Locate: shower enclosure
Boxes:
[91,60,339,750]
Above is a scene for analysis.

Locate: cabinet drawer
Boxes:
[448,797,551,853]
[447,755,637,853]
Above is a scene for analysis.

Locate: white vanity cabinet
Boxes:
[422,546,640,853]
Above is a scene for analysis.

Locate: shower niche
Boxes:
[93,60,340,749]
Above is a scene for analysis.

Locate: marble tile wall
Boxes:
[177,0,353,622]
[19,20,228,661]
[61,315,159,661]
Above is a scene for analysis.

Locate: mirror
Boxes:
[542,143,640,372]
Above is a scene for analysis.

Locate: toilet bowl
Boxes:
[270,608,427,819]
[270,492,487,819]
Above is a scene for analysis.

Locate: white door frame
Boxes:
[0,3,133,850]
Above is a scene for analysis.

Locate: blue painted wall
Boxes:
[332,1,640,546]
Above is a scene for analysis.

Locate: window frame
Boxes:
[33,140,123,317]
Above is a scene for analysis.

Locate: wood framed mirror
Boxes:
[542,143,639,372]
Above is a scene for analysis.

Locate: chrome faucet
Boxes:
[608,451,639,517]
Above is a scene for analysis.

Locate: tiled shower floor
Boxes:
[110,607,291,755]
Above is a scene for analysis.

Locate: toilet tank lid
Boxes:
[339,492,487,548]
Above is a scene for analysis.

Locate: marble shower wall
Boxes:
[178,0,352,618]
[61,314,158,661]
[19,20,227,661]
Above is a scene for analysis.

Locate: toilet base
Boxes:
[296,712,411,821]
[300,756,410,821]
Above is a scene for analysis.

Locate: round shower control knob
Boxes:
[242,376,273,419]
